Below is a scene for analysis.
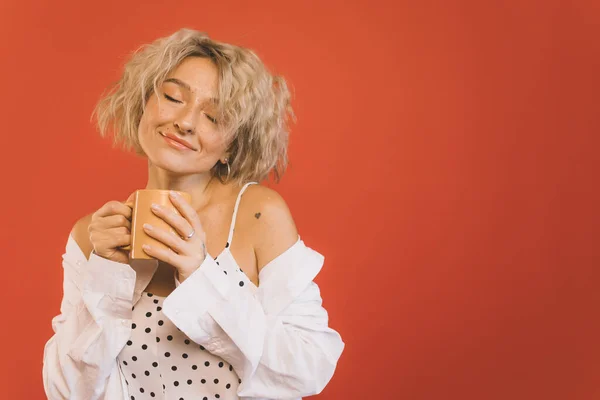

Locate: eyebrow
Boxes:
[163,78,219,104]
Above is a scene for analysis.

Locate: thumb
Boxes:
[124,192,136,207]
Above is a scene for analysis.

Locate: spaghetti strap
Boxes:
[225,181,258,248]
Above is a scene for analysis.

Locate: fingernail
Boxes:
[151,203,160,210]
[142,244,150,250]
[169,190,179,198]
[143,223,152,231]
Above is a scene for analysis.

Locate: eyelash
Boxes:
[204,113,217,124]
[164,94,217,124]
[164,94,182,103]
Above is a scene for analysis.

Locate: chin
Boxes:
[141,134,185,172]
[149,151,193,174]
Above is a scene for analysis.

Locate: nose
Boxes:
[174,120,195,135]
[174,108,196,135]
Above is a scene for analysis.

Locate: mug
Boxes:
[123,189,192,259]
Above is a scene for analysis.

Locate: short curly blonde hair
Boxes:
[92,28,293,184]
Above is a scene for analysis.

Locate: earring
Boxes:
[218,159,231,183]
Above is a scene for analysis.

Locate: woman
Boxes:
[43,28,344,400]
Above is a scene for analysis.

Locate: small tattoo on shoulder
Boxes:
[254,212,262,219]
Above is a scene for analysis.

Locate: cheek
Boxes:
[141,97,173,126]
[137,110,160,154]
[137,114,152,147]
[138,102,169,141]
[198,129,228,153]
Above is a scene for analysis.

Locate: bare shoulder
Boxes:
[70,213,94,259]
[241,184,299,271]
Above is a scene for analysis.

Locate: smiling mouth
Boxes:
[159,132,197,151]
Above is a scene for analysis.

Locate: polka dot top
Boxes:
[117,182,257,400]
[118,291,241,400]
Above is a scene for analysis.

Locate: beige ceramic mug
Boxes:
[123,189,192,259]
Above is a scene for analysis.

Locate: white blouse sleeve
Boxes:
[161,239,345,400]
[42,235,155,400]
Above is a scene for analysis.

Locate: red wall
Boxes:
[0,0,599,399]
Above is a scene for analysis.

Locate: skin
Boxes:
[72,56,298,296]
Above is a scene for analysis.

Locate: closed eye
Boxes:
[204,113,217,124]
[164,94,182,103]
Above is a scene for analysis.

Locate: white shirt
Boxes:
[42,232,344,400]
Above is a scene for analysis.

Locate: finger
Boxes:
[90,228,131,249]
[95,200,133,220]
[124,192,135,204]
[88,218,130,239]
[123,193,136,213]
[168,191,204,233]
[142,223,186,254]
[150,203,193,238]
[98,214,131,230]
[141,243,179,265]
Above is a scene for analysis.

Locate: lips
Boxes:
[159,132,196,151]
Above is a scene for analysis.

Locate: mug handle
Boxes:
[121,192,136,251]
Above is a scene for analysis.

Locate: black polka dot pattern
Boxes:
[117,289,240,399]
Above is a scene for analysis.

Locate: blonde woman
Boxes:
[42,28,344,400]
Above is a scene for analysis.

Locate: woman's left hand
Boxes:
[142,190,207,282]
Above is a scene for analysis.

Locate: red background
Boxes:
[0,0,599,399]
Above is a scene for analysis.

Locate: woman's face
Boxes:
[138,57,228,175]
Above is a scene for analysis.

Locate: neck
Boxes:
[145,162,219,210]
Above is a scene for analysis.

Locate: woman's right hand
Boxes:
[88,197,133,264]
